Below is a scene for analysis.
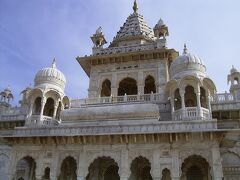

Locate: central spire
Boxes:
[133,0,138,13]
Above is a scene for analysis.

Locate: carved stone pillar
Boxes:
[77,151,88,180]
[151,149,160,180]
[50,152,60,180]
[180,90,185,119]
[40,97,46,116]
[207,95,212,119]
[53,100,59,119]
[171,149,180,180]
[111,87,118,97]
[28,99,34,117]
[120,149,130,180]
[138,85,144,95]
[211,146,223,180]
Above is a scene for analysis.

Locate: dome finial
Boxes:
[183,43,188,54]
[51,58,57,69]
[133,0,138,13]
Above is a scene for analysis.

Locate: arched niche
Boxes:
[43,98,54,117]
[86,156,120,180]
[43,167,50,180]
[161,168,171,180]
[129,156,152,180]
[118,77,138,96]
[101,79,111,97]
[144,75,156,94]
[58,156,77,180]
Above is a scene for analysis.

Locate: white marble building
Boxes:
[0,1,240,180]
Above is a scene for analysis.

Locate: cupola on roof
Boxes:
[230,65,239,74]
[109,0,155,47]
[34,59,66,92]
[170,44,206,79]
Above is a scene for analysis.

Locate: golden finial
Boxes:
[133,0,138,13]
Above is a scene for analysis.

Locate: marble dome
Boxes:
[170,44,206,79]
[34,59,66,91]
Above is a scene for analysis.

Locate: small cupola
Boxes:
[170,44,206,80]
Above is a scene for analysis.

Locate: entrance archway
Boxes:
[181,155,211,180]
[129,156,152,180]
[118,78,137,96]
[58,156,77,180]
[15,156,36,180]
[86,156,120,180]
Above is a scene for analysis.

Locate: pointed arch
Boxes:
[129,156,153,180]
[118,77,137,96]
[33,97,41,115]
[86,156,119,180]
[181,155,211,180]
[101,79,111,97]
[43,98,54,117]
[144,75,156,94]
[185,85,197,107]
[58,156,77,180]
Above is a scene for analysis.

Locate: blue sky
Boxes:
[0,0,240,105]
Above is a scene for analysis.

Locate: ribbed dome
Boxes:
[170,44,206,79]
[34,59,66,91]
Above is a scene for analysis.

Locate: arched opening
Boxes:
[101,79,111,97]
[43,98,54,117]
[15,156,36,180]
[118,78,138,96]
[161,168,171,180]
[33,97,41,115]
[181,155,211,180]
[58,156,77,180]
[129,156,152,180]
[184,86,197,107]
[200,87,207,108]
[234,77,239,85]
[56,102,62,120]
[144,75,156,94]
[43,167,50,180]
[174,89,181,110]
[86,157,120,180]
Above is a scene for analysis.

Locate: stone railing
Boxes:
[212,93,234,103]
[12,119,217,137]
[173,107,210,121]
[92,43,156,56]
[28,115,59,126]
[0,107,27,121]
[70,93,165,108]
